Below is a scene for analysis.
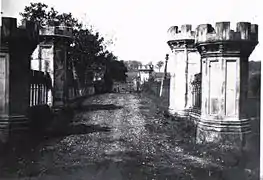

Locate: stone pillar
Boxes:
[195,22,258,146]
[138,65,153,84]
[0,17,39,142]
[167,25,201,116]
[32,26,73,109]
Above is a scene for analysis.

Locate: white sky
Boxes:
[1,0,262,63]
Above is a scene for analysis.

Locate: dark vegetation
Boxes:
[20,2,127,93]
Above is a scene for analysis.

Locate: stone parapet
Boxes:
[167,24,196,41]
[195,22,258,44]
[1,17,39,44]
[40,26,73,38]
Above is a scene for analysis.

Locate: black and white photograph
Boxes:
[0,0,261,179]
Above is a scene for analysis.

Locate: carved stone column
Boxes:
[0,17,39,142]
[195,22,258,146]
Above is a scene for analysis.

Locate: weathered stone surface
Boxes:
[195,22,258,43]
[195,22,258,145]
[31,26,73,108]
[167,25,201,115]
[196,126,249,148]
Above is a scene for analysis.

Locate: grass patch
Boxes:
[140,90,259,180]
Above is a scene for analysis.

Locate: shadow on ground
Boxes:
[0,102,113,159]
[74,104,123,112]
[48,123,111,137]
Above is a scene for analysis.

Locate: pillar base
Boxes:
[196,116,251,147]
[0,115,29,143]
[188,108,201,124]
[168,108,189,118]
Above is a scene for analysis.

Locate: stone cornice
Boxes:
[172,48,197,53]
[167,39,195,49]
[40,26,73,38]
[40,35,73,44]
[195,40,258,58]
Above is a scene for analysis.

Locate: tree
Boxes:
[156,61,164,72]
[20,3,82,28]
[69,29,106,86]
[106,59,127,82]
[20,2,127,93]
[20,2,48,26]
[102,53,127,91]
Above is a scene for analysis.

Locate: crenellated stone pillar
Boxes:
[167,25,201,116]
[0,17,39,142]
[195,22,258,146]
[31,26,73,109]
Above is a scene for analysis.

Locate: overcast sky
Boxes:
[1,0,262,64]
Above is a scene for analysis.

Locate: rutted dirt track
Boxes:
[0,93,256,180]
